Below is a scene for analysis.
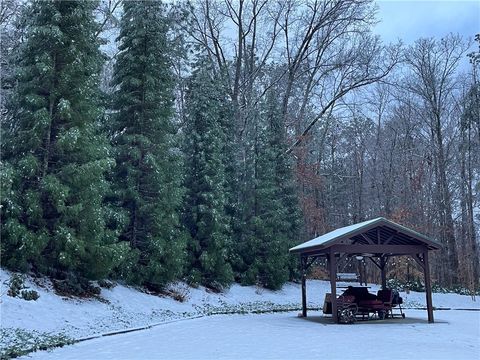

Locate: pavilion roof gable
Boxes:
[289,217,441,254]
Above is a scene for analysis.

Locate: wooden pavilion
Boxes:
[289,217,441,323]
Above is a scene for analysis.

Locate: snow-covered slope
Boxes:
[1,268,479,358]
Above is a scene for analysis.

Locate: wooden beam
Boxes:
[305,256,317,270]
[383,233,396,245]
[300,248,426,258]
[301,256,307,317]
[338,253,348,263]
[297,244,427,257]
[413,253,426,270]
[367,256,387,288]
[329,251,338,323]
[361,234,374,244]
[423,251,434,323]
[331,244,426,254]
[380,257,387,289]
[368,257,381,269]
[339,253,355,274]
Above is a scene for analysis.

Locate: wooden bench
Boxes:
[337,273,359,282]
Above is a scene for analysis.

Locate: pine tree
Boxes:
[232,89,302,290]
[265,90,303,283]
[0,0,126,279]
[182,59,234,288]
[109,0,185,288]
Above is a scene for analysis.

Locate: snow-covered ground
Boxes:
[1,268,479,359]
[25,310,480,360]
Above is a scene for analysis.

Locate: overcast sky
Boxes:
[374,0,479,44]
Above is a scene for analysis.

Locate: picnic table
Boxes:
[323,286,405,323]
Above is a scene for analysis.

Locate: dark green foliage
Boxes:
[97,279,116,289]
[7,274,39,301]
[52,273,101,297]
[0,0,303,292]
[386,278,425,292]
[109,0,185,287]
[232,90,302,290]
[182,59,234,288]
[1,0,126,280]
[7,274,26,298]
[20,289,40,301]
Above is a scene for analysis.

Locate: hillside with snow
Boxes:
[1,268,479,359]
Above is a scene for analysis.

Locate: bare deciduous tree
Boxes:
[405,34,470,286]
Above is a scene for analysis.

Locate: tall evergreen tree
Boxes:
[182,59,233,288]
[232,89,302,290]
[266,91,303,282]
[0,0,125,279]
[109,0,185,288]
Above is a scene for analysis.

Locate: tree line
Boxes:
[1,0,479,292]
[1,0,300,291]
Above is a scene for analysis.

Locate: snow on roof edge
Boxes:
[289,217,383,252]
[289,217,441,253]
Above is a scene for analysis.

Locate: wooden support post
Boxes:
[380,257,387,290]
[301,256,307,317]
[423,251,434,323]
[363,259,368,286]
[329,251,338,323]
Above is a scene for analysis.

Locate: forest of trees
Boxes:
[1,0,479,294]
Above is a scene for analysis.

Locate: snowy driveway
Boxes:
[24,310,479,360]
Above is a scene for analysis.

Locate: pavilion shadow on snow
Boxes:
[289,217,441,323]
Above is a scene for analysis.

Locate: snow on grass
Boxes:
[1,329,74,359]
[1,268,479,359]
[24,310,480,360]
